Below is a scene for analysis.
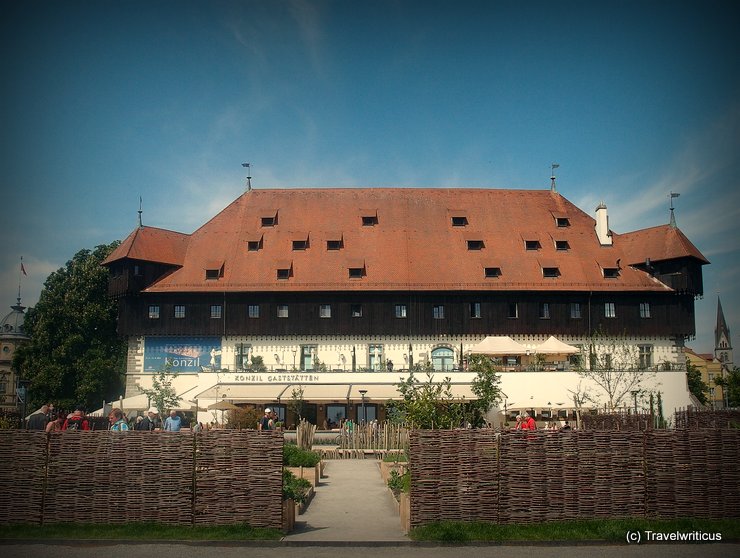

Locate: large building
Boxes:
[103,187,708,426]
[0,296,28,414]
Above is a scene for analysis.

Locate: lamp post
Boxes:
[359,389,367,424]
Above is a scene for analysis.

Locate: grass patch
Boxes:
[0,522,283,541]
[410,518,740,543]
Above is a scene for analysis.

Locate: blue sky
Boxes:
[2,0,738,354]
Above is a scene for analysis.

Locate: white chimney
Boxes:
[595,203,612,246]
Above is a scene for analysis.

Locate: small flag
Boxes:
[242,162,250,168]
[21,262,27,276]
[670,192,680,198]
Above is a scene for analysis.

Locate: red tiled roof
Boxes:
[103,226,189,267]
[118,188,685,293]
[616,225,709,265]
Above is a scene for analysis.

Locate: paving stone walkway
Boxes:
[282,459,408,542]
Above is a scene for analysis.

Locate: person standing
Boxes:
[259,408,273,431]
[109,408,129,431]
[164,410,182,432]
[524,412,536,430]
[27,405,50,430]
[137,409,159,431]
[63,407,90,431]
[45,412,65,433]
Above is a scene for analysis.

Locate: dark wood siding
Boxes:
[115,290,696,339]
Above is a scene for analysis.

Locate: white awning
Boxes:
[469,336,528,355]
[534,336,580,355]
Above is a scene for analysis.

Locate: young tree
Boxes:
[139,366,182,419]
[714,367,740,408]
[13,243,126,409]
[288,385,305,422]
[575,328,657,411]
[686,358,709,405]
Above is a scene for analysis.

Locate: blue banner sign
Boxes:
[144,337,222,373]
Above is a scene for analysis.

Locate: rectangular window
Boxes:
[525,240,541,250]
[292,239,308,250]
[543,267,560,278]
[395,304,407,318]
[174,305,185,319]
[134,264,142,276]
[556,217,571,227]
[603,268,620,278]
[555,240,570,251]
[277,305,289,318]
[539,302,550,319]
[362,215,378,226]
[485,267,501,278]
[205,269,220,280]
[508,302,518,318]
[368,344,384,371]
[433,305,445,319]
[277,267,291,280]
[605,302,616,318]
[638,345,653,370]
[148,305,160,319]
[248,304,260,318]
[247,240,262,251]
[327,239,343,250]
[570,302,581,319]
[210,305,222,319]
[604,354,613,369]
[470,302,481,319]
[466,240,484,250]
[261,216,276,227]
[351,304,363,318]
[320,304,332,318]
[451,216,468,226]
[640,302,651,318]
[348,267,365,279]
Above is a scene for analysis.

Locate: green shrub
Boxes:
[283,443,321,467]
[387,469,410,495]
[282,469,312,504]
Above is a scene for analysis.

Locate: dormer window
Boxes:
[205,262,224,280]
[276,260,293,280]
[542,266,560,278]
[484,267,501,278]
[326,233,344,250]
[452,216,468,226]
[603,267,620,279]
[247,234,263,251]
[525,240,541,250]
[556,217,570,227]
[467,240,485,250]
[360,209,378,226]
[261,210,278,227]
[555,240,570,251]
[348,259,366,279]
[293,240,309,250]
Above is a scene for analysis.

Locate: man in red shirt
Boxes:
[63,407,91,431]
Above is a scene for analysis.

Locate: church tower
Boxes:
[714,296,733,369]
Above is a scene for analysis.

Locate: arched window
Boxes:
[431,347,455,371]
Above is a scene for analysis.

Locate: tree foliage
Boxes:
[139,366,182,418]
[388,358,501,429]
[686,358,709,405]
[12,243,126,410]
[714,367,740,408]
[575,328,656,411]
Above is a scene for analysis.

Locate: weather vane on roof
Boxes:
[242,162,252,191]
[550,163,560,192]
[669,191,680,228]
[138,196,143,228]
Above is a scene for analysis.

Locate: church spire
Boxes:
[715,296,733,367]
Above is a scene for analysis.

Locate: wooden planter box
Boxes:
[282,498,295,533]
[399,492,410,534]
[286,464,320,486]
[379,461,408,483]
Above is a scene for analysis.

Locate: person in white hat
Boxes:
[259,408,273,431]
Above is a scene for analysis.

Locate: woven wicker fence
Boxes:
[673,408,740,429]
[581,412,658,431]
[409,429,740,528]
[0,430,283,527]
